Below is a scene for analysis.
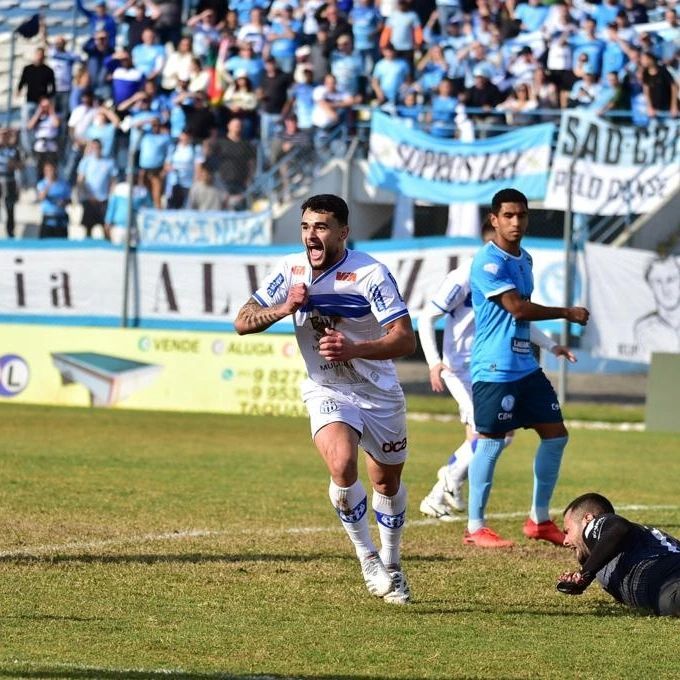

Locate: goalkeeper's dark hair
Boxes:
[490,188,528,214]
[300,194,349,226]
[563,493,615,518]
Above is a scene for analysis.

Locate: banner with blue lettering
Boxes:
[368,111,554,203]
[544,110,680,216]
[138,208,272,246]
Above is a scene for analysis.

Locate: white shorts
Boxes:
[442,369,475,430]
[301,380,408,465]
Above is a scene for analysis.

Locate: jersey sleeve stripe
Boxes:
[432,301,448,314]
[253,292,269,307]
[380,308,410,326]
[485,284,515,299]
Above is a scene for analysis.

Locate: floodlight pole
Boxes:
[121,134,138,328]
[557,137,578,405]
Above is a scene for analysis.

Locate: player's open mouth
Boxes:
[307,244,324,262]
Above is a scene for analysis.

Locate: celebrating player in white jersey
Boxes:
[234,194,416,604]
[418,221,571,521]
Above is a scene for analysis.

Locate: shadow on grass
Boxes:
[409,601,631,618]
[0,553,331,566]
[0,671,466,680]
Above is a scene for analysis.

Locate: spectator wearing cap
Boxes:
[371,42,410,104]
[350,0,383,74]
[83,31,114,101]
[567,62,602,108]
[77,0,118,51]
[568,16,605,77]
[77,139,117,238]
[131,28,166,81]
[513,0,549,33]
[462,63,502,122]
[641,51,678,119]
[138,117,171,207]
[285,67,316,130]
[162,37,194,91]
[380,0,423,71]
[258,57,293,159]
[238,7,268,55]
[331,35,364,98]
[222,72,259,139]
[508,46,539,89]
[266,5,302,74]
[293,44,314,83]
[224,43,265,88]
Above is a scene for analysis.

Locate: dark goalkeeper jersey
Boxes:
[581,514,680,613]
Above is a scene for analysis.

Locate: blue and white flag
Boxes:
[368,111,554,204]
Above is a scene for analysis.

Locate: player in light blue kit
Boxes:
[465,188,590,548]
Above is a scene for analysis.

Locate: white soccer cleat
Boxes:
[360,552,394,597]
[383,568,411,605]
[437,465,466,513]
[419,494,458,522]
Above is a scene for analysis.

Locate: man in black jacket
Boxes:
[558,492,680,616]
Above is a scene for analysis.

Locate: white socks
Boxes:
[329,479,377,559]
[372,483,407,570]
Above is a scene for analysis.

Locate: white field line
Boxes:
[0,504,677,559]
[408,411,646,431]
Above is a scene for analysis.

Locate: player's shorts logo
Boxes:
[320,398,338,414]
[0,354,30,397]
[501,395,515,412]
[551,402,561,411]
[382,437,407,453]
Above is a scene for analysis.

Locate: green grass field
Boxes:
[0,401,678,680]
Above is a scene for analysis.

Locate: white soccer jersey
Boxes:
[419,257,476,373]
[253,249,410,391]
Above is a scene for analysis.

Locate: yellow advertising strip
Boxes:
[0,325,308,416]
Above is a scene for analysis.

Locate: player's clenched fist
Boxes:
[282,283,308,315]
[566,306,590,325]
[319,327,355,362]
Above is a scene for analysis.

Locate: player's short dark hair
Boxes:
[490,188,528,214]
[563,492,615,518]
[300,194,349,226]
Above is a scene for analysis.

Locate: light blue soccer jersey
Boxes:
[470,241,538,383]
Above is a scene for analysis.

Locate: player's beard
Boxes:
[306,241,340,272]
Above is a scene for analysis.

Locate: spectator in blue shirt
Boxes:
[37,161,71,238]
[77,0,118,50]
[331,35,364,98]
[593,0,622,32]
[138,118,171,207]
[76,138,117,237]
[110,50,145,109]
[428,77,458,137]
[601,23,628,76]
[350,0,383,74]
[104,174,152,242]
[286,67,316,130]
[372,43,410,104]
[165,130,203,209]
[83,30,114,100]
[514,0,550,33]
[266,5,301,74]
[224,43,265,88]
[381,0,423,70]
[131,28,166,81]
[568,17,605,76]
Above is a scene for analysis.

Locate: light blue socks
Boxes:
[531,436,568,523]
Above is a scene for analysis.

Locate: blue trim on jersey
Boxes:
[307,293,367,305]
[312,250,349,285]
[380,309,409,326]
[252,292,268,307]
[432,301,448,314]
[301,292,372,318]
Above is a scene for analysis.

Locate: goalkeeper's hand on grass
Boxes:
[556,571,589,595]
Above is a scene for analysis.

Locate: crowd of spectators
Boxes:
[1,0,678,239]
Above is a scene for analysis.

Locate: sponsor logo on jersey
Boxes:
[335,271,356,282]
[511,337,532,354]
[369,284,386,312]
[320,398,339,414]
[267,273,284,298]
[291,265,306,275]
[445,284,461,306]
[375,510,405,529]
[483,263,499,275]
[382,437,407,453]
